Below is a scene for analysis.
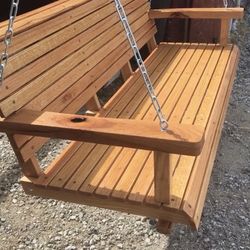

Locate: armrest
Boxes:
[0,109,204,156]
[149,8,244,20]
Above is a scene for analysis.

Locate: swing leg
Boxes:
[156,219,173,234]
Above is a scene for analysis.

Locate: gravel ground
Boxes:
[0,3,250,250]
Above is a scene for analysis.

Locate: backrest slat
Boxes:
[0,0,155,118]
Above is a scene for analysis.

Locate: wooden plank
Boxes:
[115,43,199,202]
[1,0,143,98]
[0,5,150,117]
[166,46,230,207]
[157,45,225,209]
[149,8,244,20]
[0,0,117,55]
[85,44,188,197]
[154,151,171,203]
[0,110,204,155]
[138,44,209,205]
[178,46,233,216]
[73,45,175,193]
[0,0,70,29]
[121,62,133,81]
[21,178,192,225]
[156,220,173,234]
[147,37,157,53]
[0,0,90,39]
[182,46,238,227]
[85,95,102,112]
[108,43,195,202]
[219,19,230,45]
[192,59,238,227]
[146,44,219,206]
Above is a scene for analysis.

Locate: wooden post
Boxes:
[7,134,43,178]
[154,151,171,204]
[121,62,133,81]
[147,37,157,53]
[85,94,101,112]
[156,220,173,234]
[219,19,230,45]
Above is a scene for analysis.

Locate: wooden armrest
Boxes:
[0,109,204,156]
[149,8,244,20]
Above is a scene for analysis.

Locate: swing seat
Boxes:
[0,0,243,233]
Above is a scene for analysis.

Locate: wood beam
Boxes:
[156,220,173,234]
[147,37,157,53]
[219,19,230,45]
[0,109,205,156]
[149,8,244,20]
[154,151,171,203]
[121,62,133,81]
[85,94,101,112]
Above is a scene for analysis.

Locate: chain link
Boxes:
[0,0,19,86]
[114,0,168,131]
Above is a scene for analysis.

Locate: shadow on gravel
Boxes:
[0,164,21,203]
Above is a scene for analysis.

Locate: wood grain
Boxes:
[0,109,204,156]
[149,8,244,20]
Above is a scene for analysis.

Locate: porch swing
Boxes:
[0,0,243,234]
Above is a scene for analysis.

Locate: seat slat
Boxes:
[180,45,234,212]
[78,46,182,195]
[145,44,218,205]
[27,43,163,188]
[96,44,202,199]
[78,44,190,197]
[51,45,172,189]
[65,44,182,192]
[192,48,239,227]
[126,44,204,203]
[43,44,166,188]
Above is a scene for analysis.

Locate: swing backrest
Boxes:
[0,0,156,118]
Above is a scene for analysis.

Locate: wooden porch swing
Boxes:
[0,0,243,234]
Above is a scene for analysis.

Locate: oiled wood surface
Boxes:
[21,43,239,228]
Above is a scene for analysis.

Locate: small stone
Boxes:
[12,199,17,204]
[55,236,61,241]
[145,238,151,246]
[65,246,76,250]
[117,243,123,249]
[69,215,76,220]
[204,238,210,243]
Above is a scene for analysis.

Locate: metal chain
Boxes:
[0,0,20,86]
[223,0,228,8]
[114,0,168,131]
